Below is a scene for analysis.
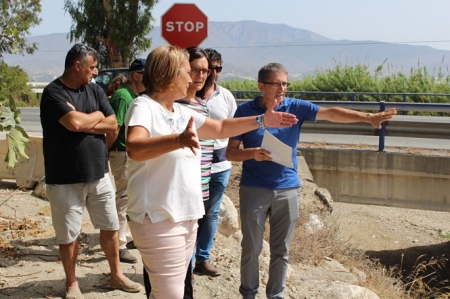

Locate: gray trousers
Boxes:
[239,185,300,299]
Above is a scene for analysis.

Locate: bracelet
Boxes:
[255,114,266,129]
[176,134,184,148]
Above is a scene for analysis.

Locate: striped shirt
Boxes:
[176,97,214,201]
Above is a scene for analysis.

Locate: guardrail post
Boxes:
[378,101,386,152]
[402,93,407,115]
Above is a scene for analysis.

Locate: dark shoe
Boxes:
[193,261,220,277]
[126,240,137,250]
[65,286,84,299]
[110,276,142,293]
[119,248,137,264]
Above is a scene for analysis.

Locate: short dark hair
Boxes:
[186,47,215,99]
[258,63,288,82]
[64,43,100,68]
[204,48,222,64]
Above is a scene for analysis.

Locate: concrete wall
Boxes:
[0,135,45,188]
[300,148,450,212]
[2,133,449,213]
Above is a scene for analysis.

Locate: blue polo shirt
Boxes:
[231,96,320,189]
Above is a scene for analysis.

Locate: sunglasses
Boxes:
[211,66,223,73]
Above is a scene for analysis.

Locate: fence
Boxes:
[231,91,450,152]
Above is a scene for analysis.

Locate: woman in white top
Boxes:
[124,45,298,299]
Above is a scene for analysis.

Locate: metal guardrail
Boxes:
[25,87,450,151]
[232,90,450,102]
[232,91,450,152]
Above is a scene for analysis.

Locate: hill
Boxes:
[3,20,450,82]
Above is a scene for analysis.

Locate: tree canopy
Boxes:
[0,0,42,59]
[64,0,159,68]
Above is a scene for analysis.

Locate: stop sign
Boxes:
[161,3,208,49]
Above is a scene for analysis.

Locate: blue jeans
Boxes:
[195,168,231,263]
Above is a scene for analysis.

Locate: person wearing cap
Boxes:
[106,58,147,264]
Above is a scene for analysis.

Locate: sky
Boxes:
[30,0,450,51]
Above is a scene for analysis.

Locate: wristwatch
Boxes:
[255,114,266,129]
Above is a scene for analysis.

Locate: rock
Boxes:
[218,194,239,237]
[33,178,47,199]
[315,187,334,212]
[321,281,380,299]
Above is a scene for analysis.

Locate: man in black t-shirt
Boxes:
[40,43,142,299]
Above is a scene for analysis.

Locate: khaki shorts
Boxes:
[46,176,119,244]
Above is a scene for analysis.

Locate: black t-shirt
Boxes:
[40,79,114,184]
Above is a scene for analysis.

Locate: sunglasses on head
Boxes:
[211,66,223,73]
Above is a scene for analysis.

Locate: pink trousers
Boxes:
[129,216,197,299]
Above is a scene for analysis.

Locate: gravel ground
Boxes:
[1,157,450,298]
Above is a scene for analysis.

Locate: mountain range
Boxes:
[4,20,450,82]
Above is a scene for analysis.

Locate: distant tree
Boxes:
[0,63,32,168]
[0,0,41,168]
[64,0,159,68]
[1,64,35,106]
[0,0,42,59]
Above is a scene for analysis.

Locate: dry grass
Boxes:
[0,217,43,259]
[227,161,450,299]
[289,211,450,299]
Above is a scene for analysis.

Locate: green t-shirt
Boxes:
[108,84,138,150]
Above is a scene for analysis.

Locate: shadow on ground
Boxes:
[0,272,123,298]
[367,241,450,293]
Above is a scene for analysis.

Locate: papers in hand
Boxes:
[261,130,294,168]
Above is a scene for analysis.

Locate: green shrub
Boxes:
[221,64,450,108]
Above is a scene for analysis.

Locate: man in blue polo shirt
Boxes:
[226,62,397,299]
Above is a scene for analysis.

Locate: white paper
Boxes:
[261,130,294,168]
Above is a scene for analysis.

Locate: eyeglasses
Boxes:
[136,71,144,74]
[190,67,211,76]
[261,81,290,88]
[211,66,223,73]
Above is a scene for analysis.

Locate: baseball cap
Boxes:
[129,58,146,72]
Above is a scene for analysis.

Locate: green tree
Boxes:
[0,0,42,58]
[1,64,35,106]
[64,0,159,68]
[0,0,42,168]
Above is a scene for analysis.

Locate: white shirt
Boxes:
[206,84,237,173]
[125,95,206,223]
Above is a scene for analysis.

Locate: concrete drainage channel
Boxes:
[300,148,450,212]
[0,133,45,189]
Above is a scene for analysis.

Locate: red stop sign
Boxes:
[161,3,208,49]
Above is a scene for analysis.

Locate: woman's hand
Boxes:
[263,99,298,128]
[178,116,200,154]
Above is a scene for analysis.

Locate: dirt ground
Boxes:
[1,159,450,298]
